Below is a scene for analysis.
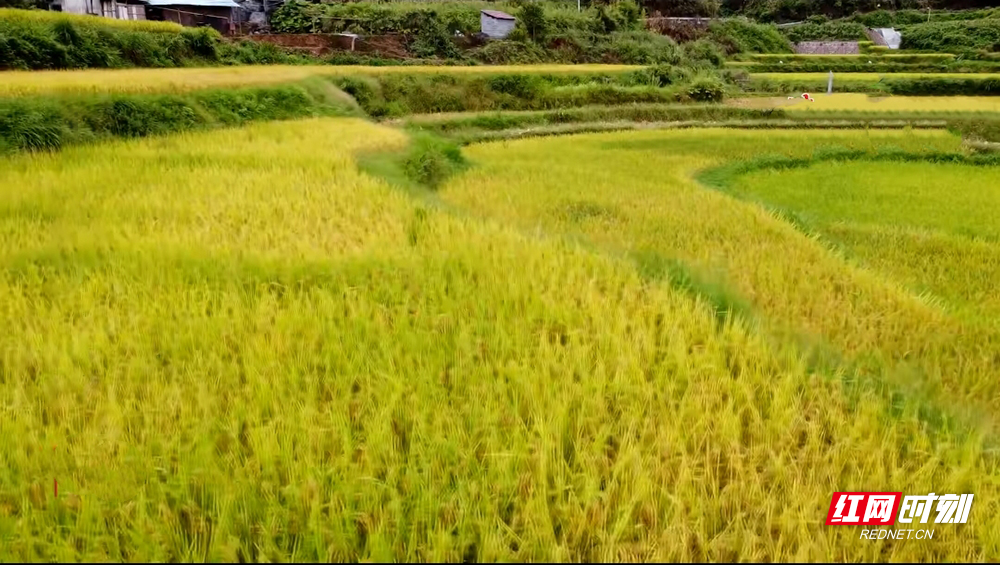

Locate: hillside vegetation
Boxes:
[0,8,306,70]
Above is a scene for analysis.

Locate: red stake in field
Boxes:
[787,93,815,102]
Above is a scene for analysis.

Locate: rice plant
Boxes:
[2,120,998,561]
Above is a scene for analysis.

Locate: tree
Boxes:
[519,2,548,43]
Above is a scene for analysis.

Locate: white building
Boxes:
[480,9,515,39]
[52,0,146,20]
[872,28,902,50]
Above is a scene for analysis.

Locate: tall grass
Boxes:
[2,118,997,561]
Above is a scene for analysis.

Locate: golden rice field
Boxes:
[731,93,1000,113]
[2,116,999,561]
[752,72,1000,82]
[0,64,640,98]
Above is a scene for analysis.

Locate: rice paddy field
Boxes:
[732,94,1000,113]
[752,72,1000,82]
[0,65,640,97]
[3,65,1000,562]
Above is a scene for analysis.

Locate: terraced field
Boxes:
[752,72,1000,82]
[3,58,1000,562]
[2,115,999,561]
[0,64,641,97]
[732,94,1000,112]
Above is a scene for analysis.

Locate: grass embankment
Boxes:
[0,79,360,154]
[2,121,998,561]
[395,103,955,144]
[328,71,697,118]
[2,66,734,153]
[0,8,306,70]
[0,67,658,154]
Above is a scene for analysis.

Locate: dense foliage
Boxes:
[900,19,1000,52]
[707,17,792,54]
[0,8,305,70]
[645,0,1000,22]
[271,0,686,65]
[781,20,868,42]
[330,69,707,117]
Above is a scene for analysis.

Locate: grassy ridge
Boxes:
[0,79,360,154]
[0,6,182,33]
[330,71,692,117]
[2,118,998,561]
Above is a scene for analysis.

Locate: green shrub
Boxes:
[541,83,677,107]
[0,104,66,152]
[883,76,1000,96]
[403,132,466,190]
[220,40,302,66]
[683,38,725,67]
[331,71,675,116]
[0,7,301,70]
[0,82,357,154]
[782,21,869,43]
[410,17,462,59]
[901,20,1000,52]
[684,73,725,102]
[269,0,321,34]
[627,63,691,87]
[264,0,680,65]
[487,73,543,98]
[612,0,644,32]
[519,3,548,43]
[180,27,218,59]
[607,30,683,64]
[470,39,544,64]
[708,18,792,55]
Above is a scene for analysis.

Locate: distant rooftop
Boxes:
[872,27,902,50]
[481,9,515,20]
[143,0,240,7]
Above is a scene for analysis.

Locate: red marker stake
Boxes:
[53,445,58,497]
